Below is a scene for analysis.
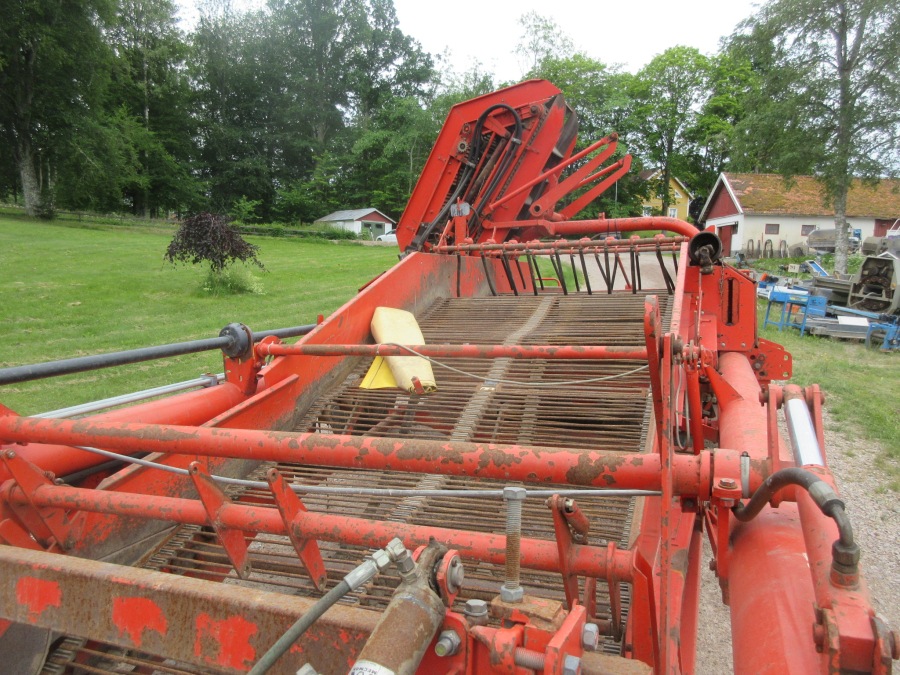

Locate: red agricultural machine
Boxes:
[0,80,896,675]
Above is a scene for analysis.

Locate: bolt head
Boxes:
[581,623,600,652]
[500,585,524,603]
[434,630,461,657]
[464,599,488,617]
[296,665,318,675]
[718,478,738,490]
[447,556,464,591]
[562,654,582,675]
[503,486,527,501]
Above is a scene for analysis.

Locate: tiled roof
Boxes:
[315,208,394,223]
[724,173,900,219]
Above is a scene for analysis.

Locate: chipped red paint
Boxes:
[194,613,257,670]
[15,577,61,622]
[0,416,713,492]
[111,596,167,647]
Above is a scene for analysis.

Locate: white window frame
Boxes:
[642,205,653,217]
[668,207,678,218]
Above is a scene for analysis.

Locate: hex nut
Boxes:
[385,538,416,574]
[434,630,462,657]
[562,654,582,675]
[464,599,488,617]
[370,549,391,573]
[503,486,527,501]
[500,585,524,603]
[581,623,600,652]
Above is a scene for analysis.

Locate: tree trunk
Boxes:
[833,183,849,275]
[14,130,43,217]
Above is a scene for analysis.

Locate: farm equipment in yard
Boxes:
[0,79,897,675]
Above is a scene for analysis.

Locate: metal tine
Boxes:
[500,252,519,296]
[608,246,618,292]
[635,250,642,291]
[480,253,498,296]
[656,245,675,294]
[514,255,528,289]
[672,249,679,274]
[629,247,637,294]
[594,251,612,294]
[553,250,568,295]
[569,254,581,292]
[579,250,592,295]
[525,252,539,296]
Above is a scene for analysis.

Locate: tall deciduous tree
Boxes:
[731,0,900,273]
[108,0,196,216]
[0,0,113,216]
[514,11,573,78]
[629,47,710,215]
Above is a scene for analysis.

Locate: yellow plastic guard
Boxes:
[360,307,437,394]
[359,356,398,389]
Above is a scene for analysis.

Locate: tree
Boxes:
[629,47,711,215]
[731,0,900,273]
[108,0,197,217]
[165,212,265,272]
[681,52,754,195]
[0,0,114,216]
[514,11,574,78]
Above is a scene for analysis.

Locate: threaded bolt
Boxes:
[502,486,526,602]
[514,647,545,670]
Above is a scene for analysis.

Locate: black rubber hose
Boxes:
[732,467,854,548]
[248,580,351,675]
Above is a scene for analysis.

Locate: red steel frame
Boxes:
[0,79,896,675]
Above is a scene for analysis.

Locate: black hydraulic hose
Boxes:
[0,323,317,386]
[732,467,858,575]
[248,580,351,675]
[407,103,521,253]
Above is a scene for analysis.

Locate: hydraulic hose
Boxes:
[248,541,409,675]
[248,580,351,675]
[731,467,859,579]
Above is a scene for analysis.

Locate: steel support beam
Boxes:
[3,479,633,581]
[258,343,650,360]
[0,546,377,675]
[0,416,709,492]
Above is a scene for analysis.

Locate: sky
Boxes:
[176,0,761,79]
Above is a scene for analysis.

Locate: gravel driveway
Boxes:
[695,411,900,674]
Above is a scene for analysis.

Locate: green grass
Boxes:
[0,212,399,415]
[758,300,900,488]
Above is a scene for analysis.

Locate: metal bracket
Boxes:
[266,469,328,591]
[606,542,623,641]
[188,462,251,579]
[1,451,72,550]
[548,494,579,610]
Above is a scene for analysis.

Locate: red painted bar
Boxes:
[257,343,650,361]
[546,217,699,239]
[5,481,629,580]
[0,416,706,491]
[434,236,686,254]
[0,383,247,484]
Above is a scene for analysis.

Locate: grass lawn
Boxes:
[1,212,896,487]
[0,212,399,415]
[758,300,900,489]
